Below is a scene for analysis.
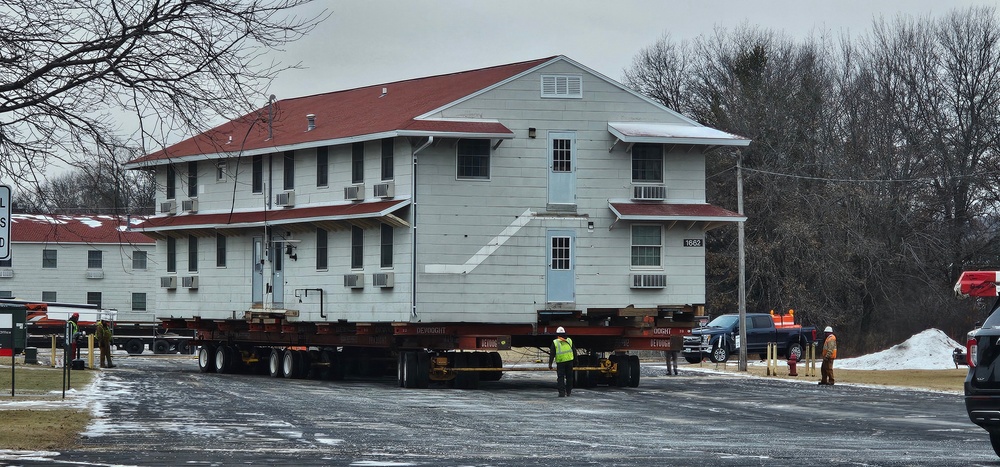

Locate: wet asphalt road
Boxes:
[0,355,995,466]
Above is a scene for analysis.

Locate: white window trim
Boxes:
[630,224,663,270]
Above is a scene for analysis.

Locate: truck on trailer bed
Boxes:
[129,55,751,389]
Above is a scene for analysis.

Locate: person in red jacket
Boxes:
[819,326,837,385]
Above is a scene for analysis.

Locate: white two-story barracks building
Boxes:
[126,56,749,327]
[0,214,157,321]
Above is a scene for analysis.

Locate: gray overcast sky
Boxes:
[264,0,996,100]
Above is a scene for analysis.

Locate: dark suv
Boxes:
[965,300,1000,457]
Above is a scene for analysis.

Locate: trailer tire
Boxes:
[152,340,170,355]
[298,350,313,379]
[612,355,630,387]
[453,353,479,390]
[198,346,216,373]
[627,355,641,388]
[176,340,190,355]
[481,351,503,382]
[282,349,298,379]
[417,351,430,388]
[269,349,283,378]
[684,355,702,364]
[125,339,144,355]
[575,355,597,388]
[215,346,233,374]
[402,352,419,388]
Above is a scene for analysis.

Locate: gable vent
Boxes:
[541,75,583,98]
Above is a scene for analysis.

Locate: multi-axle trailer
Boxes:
[165,306,695,389]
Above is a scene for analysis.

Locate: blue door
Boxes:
[547,132,576,206]
[546,230,575,303]
[252,236,263,304]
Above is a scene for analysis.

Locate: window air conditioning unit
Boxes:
[630,273,667,289]
[372,272,394,288]
[275,190,295,207]
[631,184,667,201]
[0,269,13,278]
[182,276,199,289]
[85,270,105,279]
[344,184,364,201]
[181,198,198,213]
[160,200,177,216]
[161,276,177,289]
[343,273,364,288]
[373,181,395,199]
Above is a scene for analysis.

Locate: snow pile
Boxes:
[836,328,963,370]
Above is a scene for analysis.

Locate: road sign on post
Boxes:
[0,185,9,260]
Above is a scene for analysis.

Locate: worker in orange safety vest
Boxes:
[819,326,837,385]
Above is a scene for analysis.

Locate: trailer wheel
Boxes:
[198,346,216,373]
[684,355,702,364]
[269,349,283,378]
[575,355,596,388]
[125,339,144,355]
[417,351,430,388]
[215,346,233,374]
[282,349,297,379]
[481,351,503,382]
[295,350,311,379]
[612,355,630,387]
[402,352,419,389]
[453,353,479,390]
[176,340,190,355]
[627,355,641,388]
[152,340,170,354]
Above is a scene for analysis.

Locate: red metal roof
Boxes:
[128,57,556,166]
[609,202,744,221]
[10,215,154,245]
[133,199,410,232]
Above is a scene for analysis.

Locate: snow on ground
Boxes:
[836,328,963,370]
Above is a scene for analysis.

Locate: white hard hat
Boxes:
[556,326,566,334]
[824,326,833,333]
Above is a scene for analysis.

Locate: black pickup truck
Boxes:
[681,313,818,363]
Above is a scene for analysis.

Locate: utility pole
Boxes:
[737,150,747,371]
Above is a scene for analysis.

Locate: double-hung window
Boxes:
[188,235,198,272]
[457,139,490,179]
[631,144,663,183]
[381,139,393,181]
[252,155,263,193]
[380,224,392,268]
[316,228,328,270]
[351,226,363,269]
[166,237,176,273]
[188,161,198,197]
[317,146,329,187]
[88,250,103,269]
[631,225,662,268]
[42,249,57,268]
[132,251,147,270]
[352,142,364,184]
[283,151,295,190]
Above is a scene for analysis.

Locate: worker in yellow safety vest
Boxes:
[548,326,576,397]
[819,326,837,386]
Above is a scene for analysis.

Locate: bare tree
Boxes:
[0,0,327,197]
